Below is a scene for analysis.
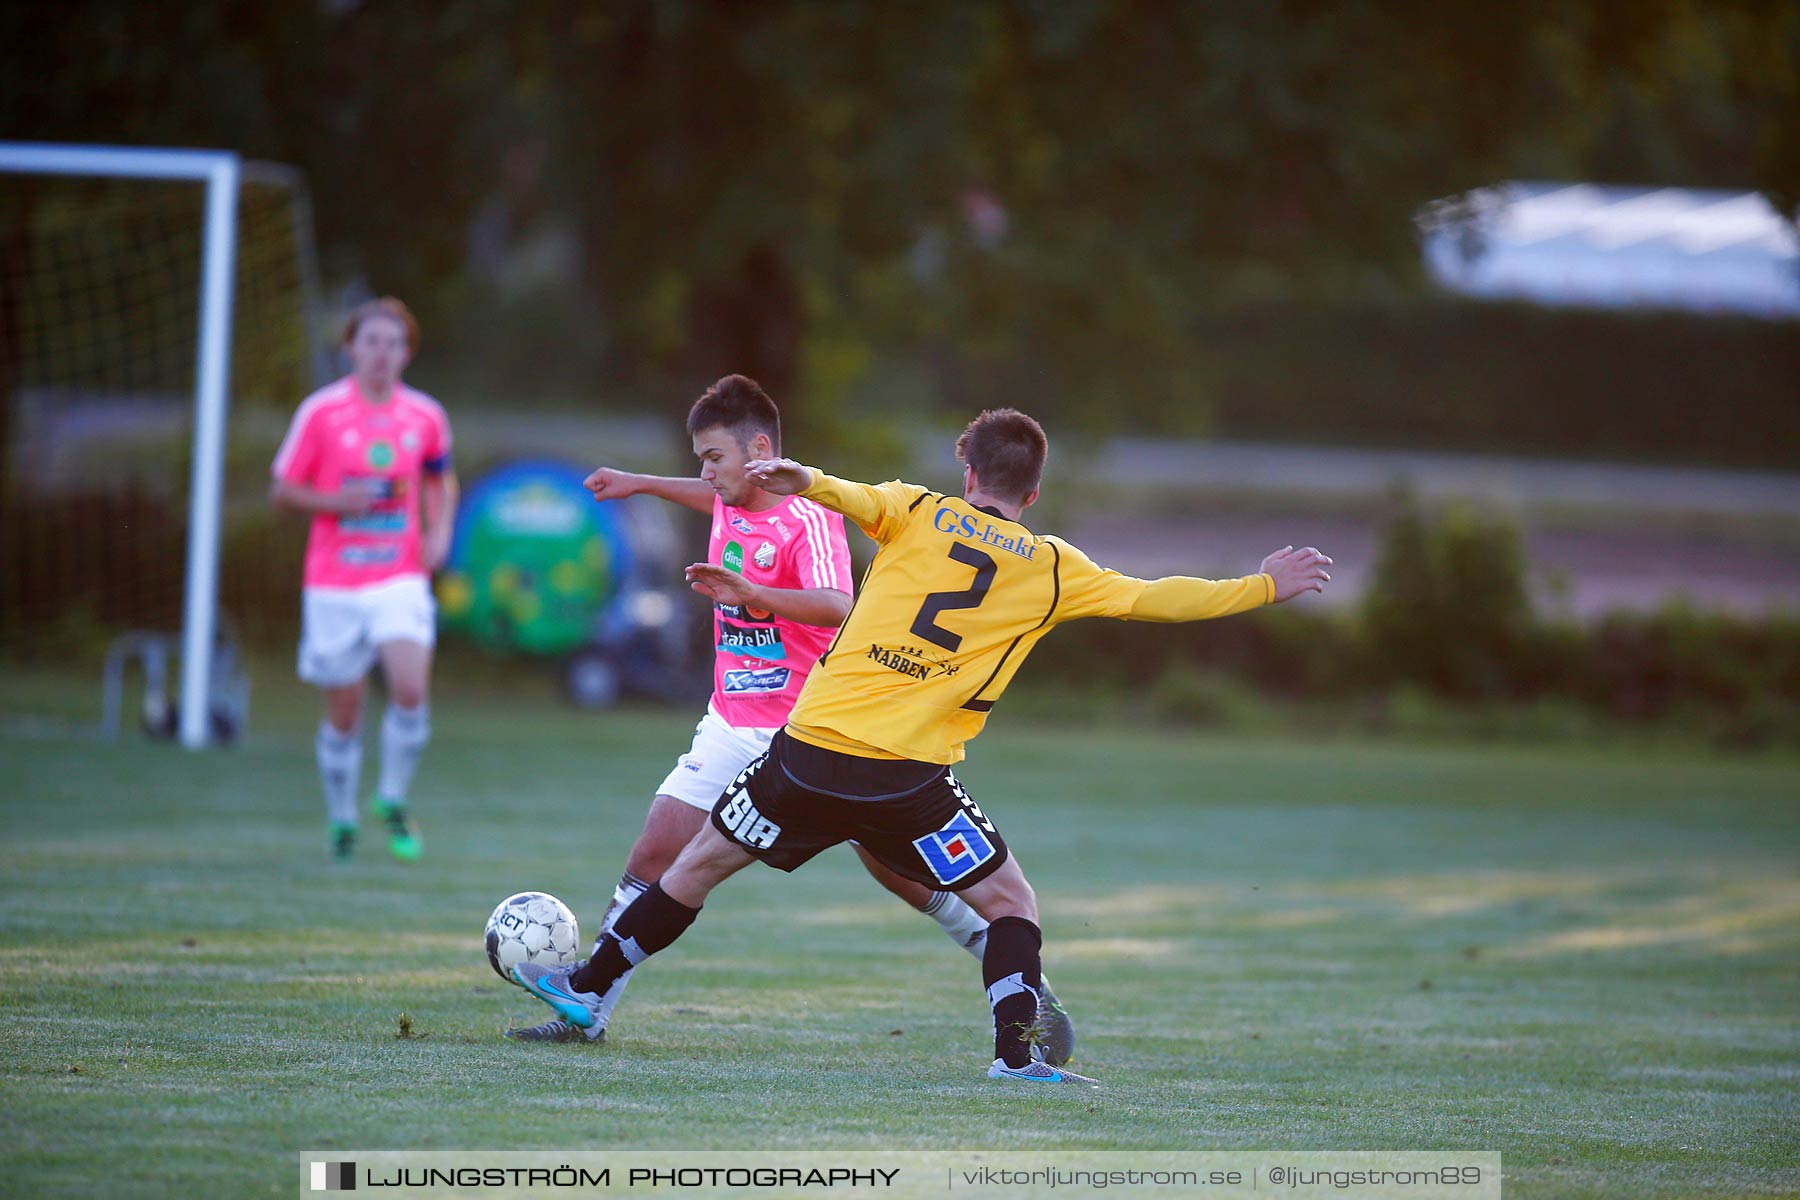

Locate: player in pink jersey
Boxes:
[505,376,1073,1059]
[270,297,458,863]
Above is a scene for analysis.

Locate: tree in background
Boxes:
[3,0,1795,433]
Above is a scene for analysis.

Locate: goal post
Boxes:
[0,141,238,749]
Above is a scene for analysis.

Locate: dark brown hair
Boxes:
[686,374,781,452]
[956,408,1047,503]
[341,296,420,355]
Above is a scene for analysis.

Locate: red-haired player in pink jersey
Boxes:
[270,297,458,863]
[504,375,1073,1060]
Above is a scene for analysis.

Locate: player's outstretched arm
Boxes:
[1259,546,1333,602]
[584,467,715,515]
[1117,546,1331,623]
[742,458,813,495]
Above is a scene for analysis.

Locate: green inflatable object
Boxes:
[436,461,634,657]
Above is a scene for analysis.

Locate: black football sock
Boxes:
[570,881,700,995]
[982,915,1043,1069]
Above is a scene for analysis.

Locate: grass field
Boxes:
[2,665,1797,1199]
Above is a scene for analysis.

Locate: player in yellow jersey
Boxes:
[512,409,1331,1083]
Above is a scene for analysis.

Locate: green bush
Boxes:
[1009,501,1800,749]
[1360,491,1542,699]
[1573,606,1800,723]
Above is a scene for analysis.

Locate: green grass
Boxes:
[1,665,1797,1198]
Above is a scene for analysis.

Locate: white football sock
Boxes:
[377,702,430,803]
[923,890,990,957]
[599,873,650,941]
[316,721,362,825]
[586,874,649,1025]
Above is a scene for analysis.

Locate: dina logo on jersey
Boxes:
[913,811,997,884]
[722,541,745,574]
[366,440,395,469]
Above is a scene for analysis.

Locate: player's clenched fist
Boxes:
[1260,545,1333,602]
[583,466,644,500]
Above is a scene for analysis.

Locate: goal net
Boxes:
[0,147,326,741]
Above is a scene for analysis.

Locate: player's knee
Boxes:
[389,683,427,709]
[625,835,682,881]
[662,825,748,904]
[978,869,1037,924]
[997,885,1038,925]
[323,694,362,732]
[627,797,708,880]
[683,825,744,875]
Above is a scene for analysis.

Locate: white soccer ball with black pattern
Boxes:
[484,891,580,984]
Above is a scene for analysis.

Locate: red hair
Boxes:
[341,296,420,355]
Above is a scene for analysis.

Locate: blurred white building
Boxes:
[1421,183,1800,319]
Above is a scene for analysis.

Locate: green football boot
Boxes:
[374,796,421,862]
[329,821,358,862]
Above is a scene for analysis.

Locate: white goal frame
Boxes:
[0,141,240,748]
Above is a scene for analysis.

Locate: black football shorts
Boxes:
[708,730,1010,892]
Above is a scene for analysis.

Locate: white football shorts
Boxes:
[297,575,436,687]
[657,703,781,811]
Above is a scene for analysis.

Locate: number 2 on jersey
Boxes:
[910,543,996,651]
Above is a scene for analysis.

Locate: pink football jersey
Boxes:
[271,376,453,589]
[707,494,854,728]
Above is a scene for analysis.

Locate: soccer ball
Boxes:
[484,891,580,984]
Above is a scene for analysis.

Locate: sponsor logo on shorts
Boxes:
[913,811,997,885]
[722,667,791,694]
[718,784,781,848]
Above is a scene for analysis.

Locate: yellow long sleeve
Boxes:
[1127,573,1274,622]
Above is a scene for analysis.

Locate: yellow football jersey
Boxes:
[785,471,1275,764]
